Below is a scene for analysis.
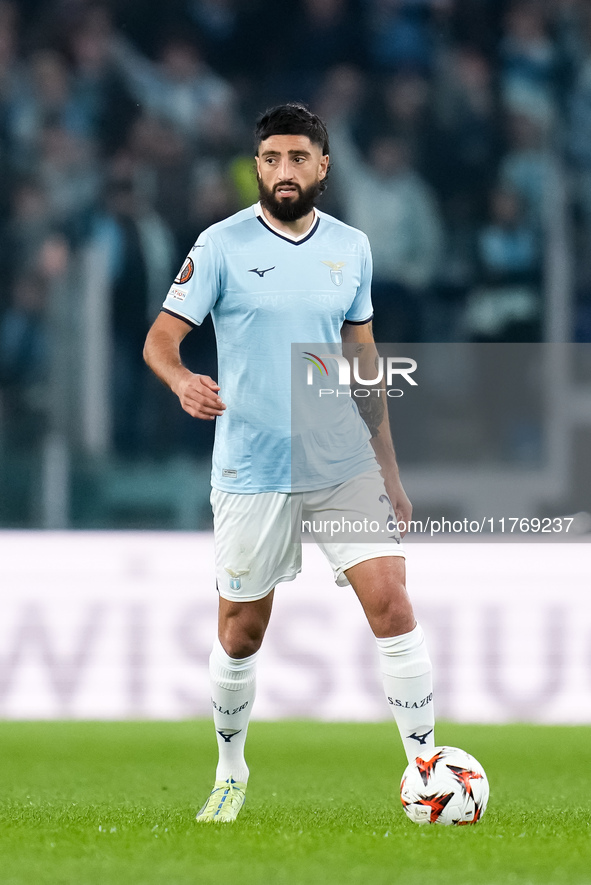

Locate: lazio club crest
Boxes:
[322,260,346,286]
[224,566,249,592]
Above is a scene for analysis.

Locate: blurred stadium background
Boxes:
[0,0,589,723]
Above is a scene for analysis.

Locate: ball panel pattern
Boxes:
[400,746,489,825]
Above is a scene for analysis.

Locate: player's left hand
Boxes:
[384,475,412,537]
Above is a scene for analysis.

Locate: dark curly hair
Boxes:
[254,102,330,156]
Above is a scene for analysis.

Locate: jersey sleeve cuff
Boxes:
[161,307,200,329]
[343,314,373,326]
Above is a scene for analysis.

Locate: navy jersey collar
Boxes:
[254,202,320,245]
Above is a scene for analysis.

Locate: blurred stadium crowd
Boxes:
[0,0,590,519]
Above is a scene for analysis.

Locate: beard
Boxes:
[257,176,323,223]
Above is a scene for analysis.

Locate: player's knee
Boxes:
[219,633,262,659]
[382,608,416,638]
[217,592,273,658]
[218,617,266,659]
[366,580,416,637]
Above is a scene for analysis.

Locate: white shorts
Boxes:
[211,470,406,602]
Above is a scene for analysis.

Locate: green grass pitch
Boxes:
[0,721,589,885]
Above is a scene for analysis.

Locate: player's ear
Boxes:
[319,154,329,179]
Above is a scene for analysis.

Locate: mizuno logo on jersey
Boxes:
[322,260,345,286]
[249,266,275,277]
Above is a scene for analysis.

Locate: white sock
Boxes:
[209,638,257,784]
[376,623,435,763]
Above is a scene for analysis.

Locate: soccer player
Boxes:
[143,103,435,822]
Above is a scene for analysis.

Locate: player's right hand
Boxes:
[175,372,226,420]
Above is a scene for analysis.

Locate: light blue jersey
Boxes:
[162,203,378,492]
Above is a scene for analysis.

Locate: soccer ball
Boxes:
[400,746,489,825]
